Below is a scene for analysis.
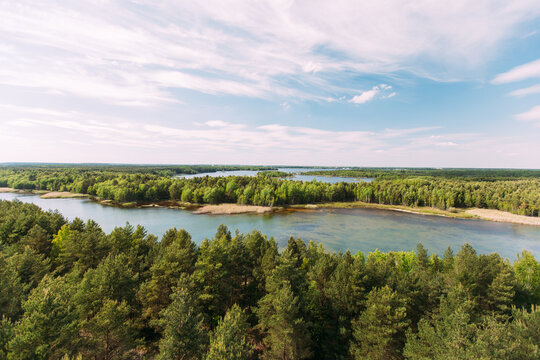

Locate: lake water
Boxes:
[178,167,373,184]
[1,192,539,260]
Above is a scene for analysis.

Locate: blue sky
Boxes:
[1,0,540,167]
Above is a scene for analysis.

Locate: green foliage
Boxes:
[404,300,540,359]
[205,304,253,360]
[1,165,538,216]
[257,170,290,178]
[8,275,78,360]
[81,299,134,360]
[256,280,312,360]
[139,228,197,328]
[0,317,14,360]
[513,250,540,304]
[0,199,539,359]
[350,286,409,360]
[0,254,25,320]
[157,282,208,360]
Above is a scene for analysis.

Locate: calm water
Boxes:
[178,167,373,184]
[2,192,539,259]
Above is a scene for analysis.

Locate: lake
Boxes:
[1,192,539,260]
[178,167,374,184]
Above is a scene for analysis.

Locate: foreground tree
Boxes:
[350,285,408,360]
[157,282,207,360]
[139,228,197,327]
[256,280,311,360]
[7,275,78,360]
[405,301,540,359]
[205,304,253,360]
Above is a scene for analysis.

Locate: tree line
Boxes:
[302,168,540,180]
[1,166,539,216]
[0,199,539,359]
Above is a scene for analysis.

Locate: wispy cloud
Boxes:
[0,104,444,156]
[509,84,540,96]
[515,105,540,126]
[492,59,540,128]
[0,1,539,105]
[492,58,540,84]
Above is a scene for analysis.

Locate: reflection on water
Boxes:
[1,192,539,259]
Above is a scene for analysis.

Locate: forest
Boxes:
[301,168,540,180]
[0,166,539,216]
[0,199,539,359]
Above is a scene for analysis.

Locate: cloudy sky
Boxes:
[1,0,540,167]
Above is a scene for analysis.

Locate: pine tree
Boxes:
[0,254,24,320]
[83,299,134,360]
[205,304,253,360]
[487,264,515,320]
[513,250,540,304]
[7,275,78,360]
[256,280,311,360]
[350,285,408,360]
[0,316,14,360]
[157,284,207,360]
[139,228,197,327]
[74,254,138,357]
[404,285,477,360]
[192,227,250,325]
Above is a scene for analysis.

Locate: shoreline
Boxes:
[465,208,540,226]
[194,204,274,215]
[1,188,538,226]
[40,191,89,199]
[289,202,540,226]
[0,187,26,193]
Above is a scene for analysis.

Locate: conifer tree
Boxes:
[0,317,14,360]
[139,228,197,326]
[487,263,515,320]
[157,283,207,360]
[350,285,408,360]
[513,250,540,304]
[205,304,253,360]
[83,299,134,360]
[256,280,311,360]
[7,275,78,360]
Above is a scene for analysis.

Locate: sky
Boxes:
[1,1,540,168]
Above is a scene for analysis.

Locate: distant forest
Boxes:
[0,165,538,216]
[1,199,539,359]
[302,168,540,180]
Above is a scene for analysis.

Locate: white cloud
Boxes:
[302,62,323,73]
[515,105,540,125]
[509,84,540,96]
[492,58,540,84]
[0,1,538,105]
[0,104,435,155]
[349,85,396,104]
[350,88,379,104]
[205,120,231,128]
[2,104,539,167]
[436,142,458,147]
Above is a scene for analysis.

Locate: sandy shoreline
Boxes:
[0,188,88,199]
[194,204,273,215]
[0,187,18,193]
[40,191,88,199]
[292,202,540,226]
[465,208,540,226]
